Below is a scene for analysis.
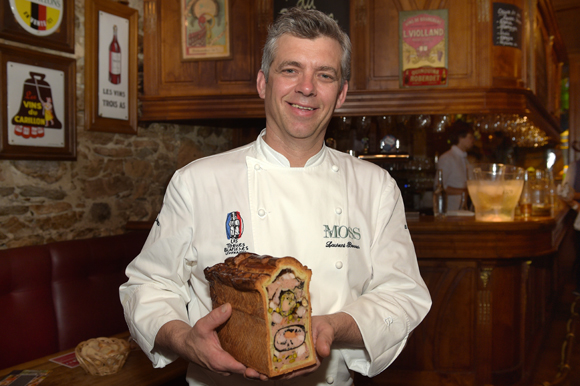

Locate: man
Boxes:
[435,121,475,211]
[120,8,431,386]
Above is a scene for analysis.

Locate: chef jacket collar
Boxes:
[256,129,326,168]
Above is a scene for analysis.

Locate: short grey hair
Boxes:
[261,8,351,87]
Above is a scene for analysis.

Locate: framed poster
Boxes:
[85,0,138,134]
[399,9,448,88]
[181,0,231,61]
[0,44,76,160]
[0,0,75,53]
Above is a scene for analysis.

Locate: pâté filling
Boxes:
[265,269,311,371]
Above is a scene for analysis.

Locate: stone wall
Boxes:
[0,0,234,248]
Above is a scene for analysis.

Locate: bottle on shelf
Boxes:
[519,170,532,218]
[433,169,447,218]
[109,25,121,84]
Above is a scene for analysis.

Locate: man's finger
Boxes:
[315,329,333,358]
[244,368,268,380]
[200,303,232,332]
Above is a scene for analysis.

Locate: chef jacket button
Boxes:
[258,209,266,217]
[335,261,343,269]
[326,376,335,384]
[335,207,342,215]
[384,316,393,326]
[254,164,262,171]
[331,165,339,172]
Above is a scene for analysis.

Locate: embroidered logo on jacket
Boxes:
[224,211,249,255]
[323,225,361,249]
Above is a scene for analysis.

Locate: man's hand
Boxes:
[155,303,267,380]
[557,183,576,203]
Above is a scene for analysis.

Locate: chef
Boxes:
[120,8,431,386]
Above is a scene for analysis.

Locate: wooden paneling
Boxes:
[491,0,526,88]
[140,0,565,136]
[392,261,477,370]
[553,0,580,56]
[349,0,534,91]
[349,0,484,91]
[140,0,271,120]
[342,0,562,137]
[154,0,256,91]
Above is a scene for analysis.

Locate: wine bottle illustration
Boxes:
[109,25,121,84]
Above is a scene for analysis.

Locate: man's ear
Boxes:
[334,81,349,110]
[256,70,267,99]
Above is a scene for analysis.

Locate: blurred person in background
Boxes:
[435,120,475,211]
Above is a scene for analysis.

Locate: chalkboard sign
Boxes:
[493,3,522,49]
[273,0,350,35]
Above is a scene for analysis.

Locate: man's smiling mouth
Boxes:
[290,103,314,111]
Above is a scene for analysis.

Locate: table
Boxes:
[0,332,189,386]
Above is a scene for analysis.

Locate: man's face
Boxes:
[256,35,348,146]
[459,132,475,151]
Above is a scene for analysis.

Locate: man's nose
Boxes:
[295,74,316,97]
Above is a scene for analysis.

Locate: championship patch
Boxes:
[224,211,248,255]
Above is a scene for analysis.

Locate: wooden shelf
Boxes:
[139,0,565,142]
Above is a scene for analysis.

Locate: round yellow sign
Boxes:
[9,0,64,36]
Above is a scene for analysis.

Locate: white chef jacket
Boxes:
[436,145,469,210]
[120,129,431,386]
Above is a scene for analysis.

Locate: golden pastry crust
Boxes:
[204,252,316,377]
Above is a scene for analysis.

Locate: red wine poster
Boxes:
[98,10,129,121]
[399,9,448,88]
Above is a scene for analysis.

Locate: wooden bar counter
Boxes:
[357,208,577,386]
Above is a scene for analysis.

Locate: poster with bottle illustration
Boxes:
[6,61,65,148]
[399,9,448,88]
[98,10,129,121]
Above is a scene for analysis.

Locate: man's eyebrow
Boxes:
[275,61,339,77]
[317,66,339,76]
[276,60,302,71]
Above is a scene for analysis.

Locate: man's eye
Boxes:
[320,74,335,81]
